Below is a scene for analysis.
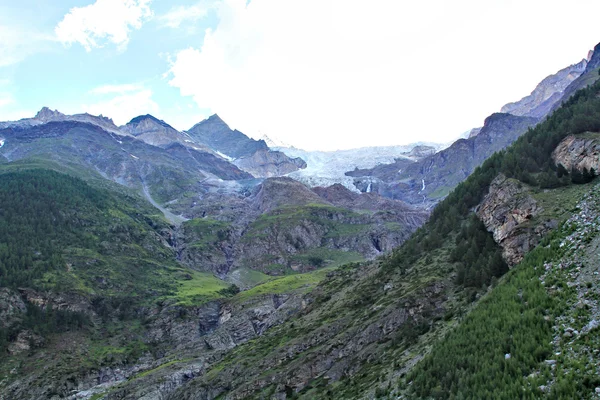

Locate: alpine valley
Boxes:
[1,41,600,400]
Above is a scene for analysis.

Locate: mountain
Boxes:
[2,40,600,400]
[348,113,538,206]
[120,114,213,153]
[187,114,307,177]
[0,120,253,223]
[0,106,124,135]
[147,72,600,400]
[187,114,268,159]
[500,58,588,118]
[0,104,430,399]
[346,49,600,208]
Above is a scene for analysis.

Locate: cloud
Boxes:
[167,0,600,150]
[84,88,159,125]
[166,0,455,150]
[158,2,211,28]
[55,0,153,52]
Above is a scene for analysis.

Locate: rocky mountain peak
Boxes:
[34,107,65,122]
[586,42,600,71]
[126,114,173,129]
[205,113,228,127]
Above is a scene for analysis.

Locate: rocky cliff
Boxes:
[501,58,588,118]
[233,148,307,178]
[552,132,600,174]
[476,174,556,265]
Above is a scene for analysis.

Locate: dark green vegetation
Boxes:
[0,167,184,351]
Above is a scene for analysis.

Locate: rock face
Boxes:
[552,133,600,174]
[476,174,556,265]
[501,59,588,118]
[233,148,307,178]
[0,288,26,329]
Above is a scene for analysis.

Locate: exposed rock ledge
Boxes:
[552,133,600,174]
[476,174,556,266]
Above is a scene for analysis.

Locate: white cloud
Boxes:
[55,0,153,52]
[83,88,159,125]
[167,0,600,150]
[158,2,211,28]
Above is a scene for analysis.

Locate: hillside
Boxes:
[98,71,600,400]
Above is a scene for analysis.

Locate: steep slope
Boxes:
[100,74,600,400]
[501,58,588,118]
[550,44,600,112]
[0,166,242,399]
[187,115,306,177]
[349,113,538,206]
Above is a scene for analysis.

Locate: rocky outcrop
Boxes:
[0,288,26,329]
[552,133,600,174]
[19,288,95,316]
[7,330,45,355]
[233,148,307,178]
[476,174,556,265]
[501,59,588,119]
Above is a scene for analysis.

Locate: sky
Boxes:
[1,0,600,151]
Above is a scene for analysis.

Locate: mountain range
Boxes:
[1,41,600,400]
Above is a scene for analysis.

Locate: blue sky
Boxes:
[1,0,600,150]
[1,0,217,130]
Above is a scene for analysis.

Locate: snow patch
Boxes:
[130,154,139,160]
[366,182,372,193]
[0,139,5,148]
[215,150,234,161]
[421,179,425,191]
